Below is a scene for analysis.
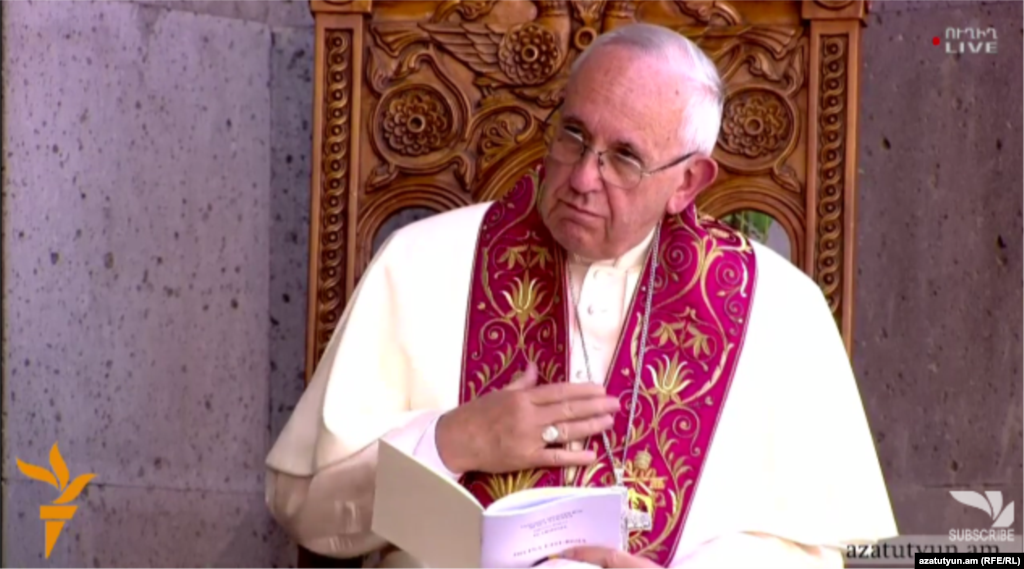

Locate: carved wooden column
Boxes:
[802,0,869,356]
[306,0,370,378]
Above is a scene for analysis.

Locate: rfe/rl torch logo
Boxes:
[16,442,96,558]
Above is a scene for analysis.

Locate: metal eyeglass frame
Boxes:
[540,103,697,190]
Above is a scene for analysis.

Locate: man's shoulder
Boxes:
[387,202,493,248]
[748,241,828,311]
[742,242,849,382]
[375,202,494,272]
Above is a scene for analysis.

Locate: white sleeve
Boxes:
[264,231,450,559]
[411,413,464,480]
[671,533,844,568]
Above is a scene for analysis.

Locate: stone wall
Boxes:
[854,0,1023,536]
[2,1,313,566]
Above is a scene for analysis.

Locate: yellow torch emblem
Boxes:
[16,442,96,558]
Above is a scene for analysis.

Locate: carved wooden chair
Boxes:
[299,1,870,565]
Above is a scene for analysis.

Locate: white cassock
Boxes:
[265,202,899,568]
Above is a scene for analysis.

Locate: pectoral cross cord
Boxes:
[567,223,661,551]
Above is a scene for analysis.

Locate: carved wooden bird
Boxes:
[419,0,571,88]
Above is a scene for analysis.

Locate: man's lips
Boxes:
[560,201,600,219]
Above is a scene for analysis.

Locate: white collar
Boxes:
[568,227,657,271]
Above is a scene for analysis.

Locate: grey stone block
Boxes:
[268,26,314,442]
[854,0,1023,533]
[268,0,315,28]
[870,1,1012,14]
[135,0,272,25]
[3,479,295,568]
[1,0,272,493]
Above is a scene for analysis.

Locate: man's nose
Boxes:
[569,149,603,195]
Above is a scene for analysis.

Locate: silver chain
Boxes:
[566,223,660,488]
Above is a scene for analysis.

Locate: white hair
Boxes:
[569,23,724,156]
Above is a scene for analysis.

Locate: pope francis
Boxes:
[266,23,898,568]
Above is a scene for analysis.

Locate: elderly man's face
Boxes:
[538,46,714,260]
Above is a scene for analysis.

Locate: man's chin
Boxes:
[548,224,601,259]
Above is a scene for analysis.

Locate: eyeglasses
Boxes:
[541,105,696,190]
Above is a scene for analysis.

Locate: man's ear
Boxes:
[666,156,718,215]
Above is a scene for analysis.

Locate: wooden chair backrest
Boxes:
[305,0,870,378]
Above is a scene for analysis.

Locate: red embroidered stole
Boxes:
[458,166,757,565]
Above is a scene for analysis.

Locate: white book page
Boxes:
[480,491,623,568]
[487,487,607,515]
[372,440,485,568]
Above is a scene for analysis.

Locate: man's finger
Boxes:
[532,447,598,468]
[528,381,608,404]
[561,544,614,564]
[539,397,620,422]
[561,546,661,569]
[546,415,615,443]
[506,361,540,391]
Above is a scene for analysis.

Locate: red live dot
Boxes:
[932,37,941,45]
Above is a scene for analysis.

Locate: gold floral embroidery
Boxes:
[501,274,546,327]
[648,353,692,404]
[483,469,545,502]
[460,170,757,567]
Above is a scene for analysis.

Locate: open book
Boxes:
[372,439,624,568]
